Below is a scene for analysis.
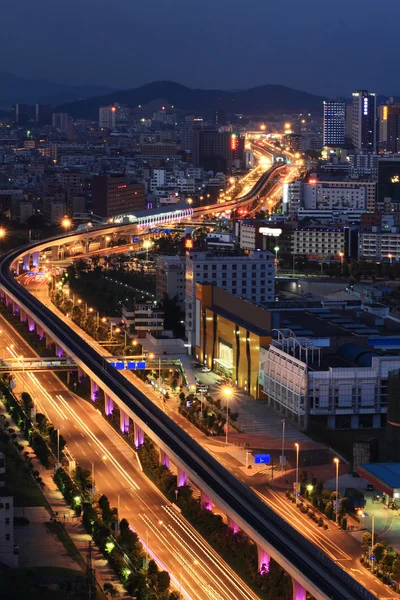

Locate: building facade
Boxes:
[92,174,146,217]
[155,255,186,310]
[359,228,400,262]
[352,90,377,151]
[99,106,116,129]
[0,453,18,567]
[323,101,346,147]
[185,250,275,351]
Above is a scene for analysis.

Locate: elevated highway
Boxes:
[0,236,377,600]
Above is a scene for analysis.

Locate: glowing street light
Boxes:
[62,217,71,232]
[0,228,6,239]
[334,457,340,523]
[222,387,233,445]
[388,253,393,265]
[143,239,152,261]
[338,251,344,275]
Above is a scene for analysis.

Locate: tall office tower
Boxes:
[52,113,69,131]
[11,104,29,125]
[386,104,400,153]
[35,104,52,124]
[99,106,116,129]
[323,100,346,147]
[92,174,146,217]
[352,90,377,151]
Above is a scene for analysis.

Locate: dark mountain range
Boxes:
[56,80,327,118]
[0,72,115,107]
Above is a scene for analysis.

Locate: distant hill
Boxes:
[0,72,116,107]
[56,80,327,118]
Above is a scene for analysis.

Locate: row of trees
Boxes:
[54,465,178,599]
[177,391,239,436]
[137,435,292,599]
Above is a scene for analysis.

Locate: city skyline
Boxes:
[2,0,400,97]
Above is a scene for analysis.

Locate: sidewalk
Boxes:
[0,400,125,598]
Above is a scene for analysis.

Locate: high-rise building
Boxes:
[379,104,389,146]
[352,90,377,151]
[323,100,346,147]
[99,106,116,129]
[52,113,69,131]
[11,104,29,125]
[35,104,52,125]
[185,250,275,350]
[92,174,146,217]
[191,130,234,171]
[386,104,400,153]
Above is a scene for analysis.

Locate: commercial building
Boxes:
[259,304,400,430]
[195,284,271,396]
[292,226,355,259]
[99,106,116,129]
[359,228,400,262]
[35,104,52,125]
[191,130,234,172]
[352,90,377,151]
[323,101,346,147]
[377,155,400,205]
[52,113,69,131]
[0,452,18,567]
[122,301,164,338]
[92,174,146,218]
[349,153,379,177]
[185,249,275,351]
[155,255,186,311]
[387,104,400,153]
[236,220,282,252]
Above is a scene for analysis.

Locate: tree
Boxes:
[392,557,400,582]
[157,570,170,594]
[103,582,118,598]
[373,542,386,564]
[361,532,372,553]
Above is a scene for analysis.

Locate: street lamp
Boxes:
[334,457,340,523]
[222,387,233,444]
[294,443,299,504]
[62,217,71,232]
[274,246,279,269]
[143,239,152,261]
[338,251,344,275]
[388,253,393,265]
[361,511,375,571]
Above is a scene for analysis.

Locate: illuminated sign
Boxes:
[383,106,388,121]
[230,133,238,151]
[117,184,127,189]
[363,98,369,116]
[185,238,193,249]
[259,228,282,237]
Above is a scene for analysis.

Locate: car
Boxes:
[201,367,211,372]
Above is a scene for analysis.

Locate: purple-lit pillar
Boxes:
[105,394,114,415]
[120,409,129,434]
[200,490,212,511]
[257,546,271,574]
[28,317,36,332]
[32,252,39,267]
[134,422,144,448]
[5,295,11,307]
[177,467,188,487]
[37,325,44,340]
[90,378,98,401]
[292,579,306,600]
[20,309,26,323]
[12,302,19,314]
[23,254,30,271]
[159,449,170,468]
[56,344,64,358]
[227,517,239,533]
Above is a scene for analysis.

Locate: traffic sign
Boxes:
[254,454,271,465]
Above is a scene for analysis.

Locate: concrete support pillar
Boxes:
[159,449,170,469]
[78,367,84,382]
[67,370,71,384]
[12,302,19,314]
[105,394,114,416]
[12,261,19,275]
[45,333,53,347]
[134,422,144,448]
[23,254,30,271]
[37,326,44,340]
[85,240,90,256]
[32,252,39,267]
[227,517,239,533]
[120,409,129,434]
[177,467,188,487]
[99,237,107,249]
[292,579,306,600]
[90,378,99,402]
[0,289,4,299]
[56,344,64,358]
[28,317,36,332]
[51,246,59,261]
[200,490,212,511]
[5,295,11,307]
[20,309,26,323]
[257,546,271,574]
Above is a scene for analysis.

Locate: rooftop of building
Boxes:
[358,463,400,495]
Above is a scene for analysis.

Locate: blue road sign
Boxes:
[254,454,271,465]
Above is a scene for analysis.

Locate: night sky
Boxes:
[2,0,399,97]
